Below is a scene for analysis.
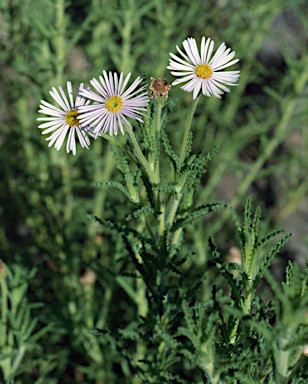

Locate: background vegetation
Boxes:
[0,0,308,383]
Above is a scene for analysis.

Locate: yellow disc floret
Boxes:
[195,64,213,79]
[105,95,123,113]
[65,110,80,127]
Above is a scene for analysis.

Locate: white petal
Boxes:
[169,52,195,68]
[119,72,132,95]
[40,122,66,134]
[175,44,191,63]
[66,82,74,108]
[38,119,64,129]
[206,40,215,63]
[50,87,69,111]
[38,107,65,117]
[183,37,201,65]
[213,59,240,71]
[67,127,76,155]
[171,73,196,85]
[122,76,143,98]
[167,60,195,72]
[201,37,211,63]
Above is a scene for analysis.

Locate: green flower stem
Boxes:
[153,100,164,183]
[166,171,189,230]
[100,133,136,163]
[125,124,159,184]
[154,101,163,135]
[153,100,164,236]
[180,95,200,159]
[164,170,191,247]
[166,187,186,250]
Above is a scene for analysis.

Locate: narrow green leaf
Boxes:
[171,203,226,232]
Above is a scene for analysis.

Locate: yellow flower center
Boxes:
[105,95,123,113]
[195,63,213,79]
[65,110,80,127]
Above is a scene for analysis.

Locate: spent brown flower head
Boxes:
[150,78,172,99]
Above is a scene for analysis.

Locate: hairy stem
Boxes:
[180,95,200,158]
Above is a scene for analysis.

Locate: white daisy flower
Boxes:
[167,36,240,99]
[78,71,149,137]
[37,82,93,155]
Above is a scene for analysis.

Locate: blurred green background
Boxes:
[0,0,308,382]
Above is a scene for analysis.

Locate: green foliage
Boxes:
[1,0,308,383]
[0,264,50,382]
[85,106,307,383]
[229,198,292,308]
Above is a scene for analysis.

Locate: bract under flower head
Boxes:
[167,36,240,99]
[37,82,93,155]
[78,71,149,137]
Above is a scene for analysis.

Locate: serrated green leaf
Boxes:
[154,184,176,193]
[244,198,252,235]
[233,372,259,383]
[252,206,261,239]
[126,204,155,221]
[255,229,285,252]
[285,260,294,287]
[229,206,243,241]
[171,203,226,232]
[141,173,157,210]
[209,238,243,308]
[254,233,291,290]
[91,180,129,195]
[87,214,156,249]
[161,129,181,173]
[247,318,273,341]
